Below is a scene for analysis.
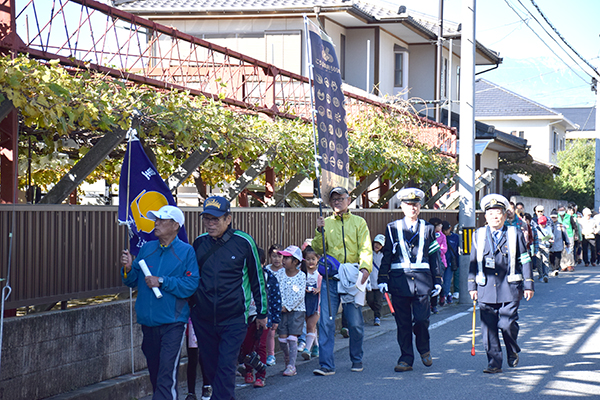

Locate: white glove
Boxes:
[431,284,442,297]
[378,283,388,293]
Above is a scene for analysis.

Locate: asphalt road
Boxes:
[163,267,600,399]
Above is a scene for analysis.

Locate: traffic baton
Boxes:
[471,299,477,356]
[384,292,395,315]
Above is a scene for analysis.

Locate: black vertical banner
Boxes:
[306,19,349,202]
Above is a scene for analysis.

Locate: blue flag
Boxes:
[118,133,188,255]
[305,17,349,202]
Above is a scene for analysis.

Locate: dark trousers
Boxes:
[141,322,186,400]
[240,322,268,379]
[582,238,597,264]
[549,251,562,271]
[391,294,431,366]
[191,314,247,400]
[366,290,383,319]
[480,301,520,369]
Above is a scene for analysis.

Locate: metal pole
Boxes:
[595,86,600,212]
[448,38,453,127]
[435,0,444,122]
[366,40,371,93]
[458,0,476,304]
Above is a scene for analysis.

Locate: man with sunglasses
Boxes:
[378,188,442,373]
[190,196,267,400]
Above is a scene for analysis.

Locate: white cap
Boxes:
[397,188,425,203]
[147,205,185,227]
[278,245,303,262]
[480,194,509,212]
[583,207,592,215]
[374,234,385,246]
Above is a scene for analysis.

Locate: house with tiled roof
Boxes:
[114,0,501,119]
[554,107,597,140]
[475,79,577,167]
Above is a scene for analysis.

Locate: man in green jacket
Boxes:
[312,187,373,376]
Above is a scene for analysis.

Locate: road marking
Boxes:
[430,307,477,330]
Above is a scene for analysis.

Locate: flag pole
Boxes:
[304,15,333,320]
[124,126,135,375]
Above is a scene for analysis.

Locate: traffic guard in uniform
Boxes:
[378,188,442,372]
[469,194,534,374]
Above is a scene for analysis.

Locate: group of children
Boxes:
[242,243,323,383]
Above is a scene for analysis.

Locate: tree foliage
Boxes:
[0,55,455,199]
[503,139,595,207]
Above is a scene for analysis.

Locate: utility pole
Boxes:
[435,0,444,122]
[458,0,476,304]
[595,77,600,213]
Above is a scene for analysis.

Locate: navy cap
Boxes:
[201,196,231,217]
[329,187,349,198]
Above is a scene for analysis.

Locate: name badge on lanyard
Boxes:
[485,257,495,269]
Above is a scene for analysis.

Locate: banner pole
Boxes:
[124,127,135,375]
[304,15,333,320]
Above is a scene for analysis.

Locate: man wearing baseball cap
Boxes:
[190,196,268,400]
[468,194,534,374]
[312,187,373,375]
[120,205,199,400]
[378,188,442,373]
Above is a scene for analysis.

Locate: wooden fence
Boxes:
[0,205,483,309]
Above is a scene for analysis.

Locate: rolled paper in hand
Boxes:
[138,259,163,299]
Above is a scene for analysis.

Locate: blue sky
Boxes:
[391,0,600,108]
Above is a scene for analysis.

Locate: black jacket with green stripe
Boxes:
[192,227,268,325]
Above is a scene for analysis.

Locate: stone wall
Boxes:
[0,300,147,400]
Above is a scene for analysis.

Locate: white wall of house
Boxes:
[481,149,499,170]
[476,118,567,166]
[378,30,409,99]
[345,28,376,93]
[157,17,305,75]
[407,43,436,118]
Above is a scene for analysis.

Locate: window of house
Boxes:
[519,131,524,138]
[394,52,403,87]
[553,130,558,154]
[456,66,460,100]
[340,34,346,81]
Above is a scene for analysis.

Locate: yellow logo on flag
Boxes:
[130,190,168,233]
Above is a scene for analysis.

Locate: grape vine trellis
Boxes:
[0,55,455,200]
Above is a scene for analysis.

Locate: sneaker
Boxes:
[431,306,439,314]
[439,295,445,306]
[552,270,559,277]
[201,385,212,400]
[266,355,276,366]
[310,345,319,358]
[297,341,306,352]
[351,362,363,372]
[374,317,381,326]
[253,377,265,388]
[185,394,198,400]
[394,361,413,372]
[420,351,433,367]
[313,367,335,376]
[446,294,453,304]
[567,266,575,272]
[301,349,311,360]
[244,371,254,384]
[283,365,297,376]
[341,327,349,338]
[452,292,460,300]
[543,275,549,283]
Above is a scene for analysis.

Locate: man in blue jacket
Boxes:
[191,196,267,400]
[121,205,199,400]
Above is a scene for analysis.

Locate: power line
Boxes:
[502,0,590,85]
[514,0,594,79]
[529,0,599,77]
